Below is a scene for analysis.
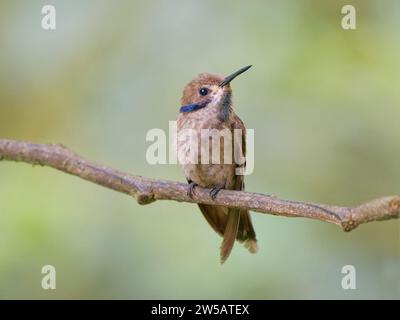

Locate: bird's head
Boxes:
[179,65,251,117]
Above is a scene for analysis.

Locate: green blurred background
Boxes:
[0,0,399,299]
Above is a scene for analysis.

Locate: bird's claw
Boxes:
[210,187,223,200]
[187,181,198,198]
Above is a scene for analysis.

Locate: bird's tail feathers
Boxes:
[220,208,241,264]
[197,204,258,263]
[237,210,258,254]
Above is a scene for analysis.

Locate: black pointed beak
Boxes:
[219,65,252,87]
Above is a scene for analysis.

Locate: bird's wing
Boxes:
[200,112,257,263]
[231,113,258,252]
[231,112,246,191]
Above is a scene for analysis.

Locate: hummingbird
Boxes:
[177,65,257,263]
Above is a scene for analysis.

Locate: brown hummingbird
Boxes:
[177,65,257,263]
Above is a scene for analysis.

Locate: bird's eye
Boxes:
[199,87,208,96]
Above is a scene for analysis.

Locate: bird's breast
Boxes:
[176,109,236,188]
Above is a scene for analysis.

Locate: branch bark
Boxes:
[0,139,399,231]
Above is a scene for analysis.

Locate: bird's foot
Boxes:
[187,181,198,198]
[210,186,224,200]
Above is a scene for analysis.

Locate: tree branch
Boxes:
[0,139,399,231]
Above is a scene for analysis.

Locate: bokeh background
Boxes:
[0,0,399,299]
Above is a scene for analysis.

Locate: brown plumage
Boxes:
[176,66,257,263]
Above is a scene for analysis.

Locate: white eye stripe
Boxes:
[198,84,220,96]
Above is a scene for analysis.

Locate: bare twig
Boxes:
[0,139,399,231]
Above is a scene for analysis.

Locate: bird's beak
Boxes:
[219,65,252,87]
